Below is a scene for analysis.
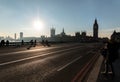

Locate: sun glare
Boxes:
[33,20,44,30]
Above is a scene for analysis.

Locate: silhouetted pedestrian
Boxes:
[100,42,108,62]
[0,40,5,47]
[107,41,119,76]
[27,40,33,49]
[6,40,9,47]
[41,40,45,46]
[34,40,37,47]
[45,40,50,47]
[30,40,33,45]
[21,40,24,45]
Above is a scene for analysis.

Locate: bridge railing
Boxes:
[0,42,40,47]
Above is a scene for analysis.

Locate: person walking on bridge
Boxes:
[106,40,119,76]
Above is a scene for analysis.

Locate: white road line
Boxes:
[0,46,81,66]
[57,56,82,71]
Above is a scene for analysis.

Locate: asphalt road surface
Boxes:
[0,43,102,82]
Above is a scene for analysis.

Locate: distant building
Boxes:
[75,32,81,42]
[50,28,55,37]
[47,19,102,42]
[111,30,120,42]
[75,32,80,37]
[14,33,17,40]
[61,28,66,36]
[20,32,23,39]
[93,19,99,39]
[81,31,86,37]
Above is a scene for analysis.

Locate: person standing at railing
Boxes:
[34,40,36,47]
[21,40,24,46]
[100,40,119,77]
[106,40,119,76]
[30,40,33,46]
[0,40,5,47]
[6,40,9,47]
[27,40,33,49]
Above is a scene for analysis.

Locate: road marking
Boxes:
[57,56,82,71]
[71,54,98,82]
[0,46,82,66]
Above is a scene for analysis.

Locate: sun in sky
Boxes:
[33,19,44,31]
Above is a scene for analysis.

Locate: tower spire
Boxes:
[61,28,66,36]
[94,18,97,24]
[63,28,64,33]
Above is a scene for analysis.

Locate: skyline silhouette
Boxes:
[0,0,120,38]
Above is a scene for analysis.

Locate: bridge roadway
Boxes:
[0,43,102,82]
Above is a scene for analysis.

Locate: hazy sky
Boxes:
[0,0,120,38]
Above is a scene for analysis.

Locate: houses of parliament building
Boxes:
[48,19,100,42]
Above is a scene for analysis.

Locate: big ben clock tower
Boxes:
[93,19,98,39]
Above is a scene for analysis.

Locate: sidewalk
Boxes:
[87,54,120,82]
[97,55,120,82]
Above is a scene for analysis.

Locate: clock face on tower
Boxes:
[94,26,98,29]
